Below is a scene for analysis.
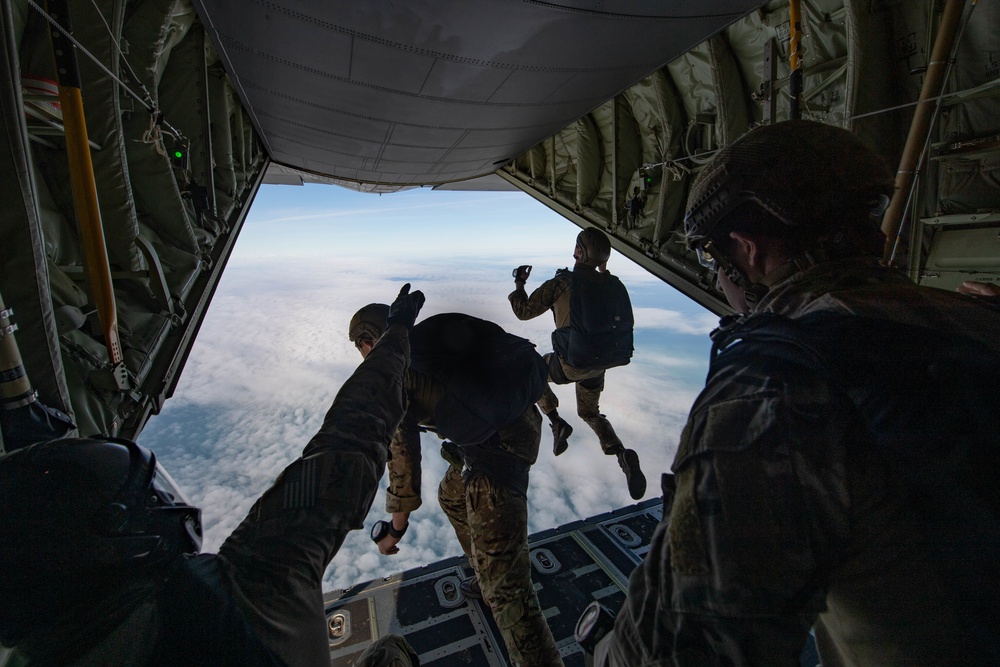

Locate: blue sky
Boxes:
[138,183,717,591]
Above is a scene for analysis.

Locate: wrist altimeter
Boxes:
[370,519,408,542]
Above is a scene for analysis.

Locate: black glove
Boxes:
[385,283,425,330]
[512,265,532,283]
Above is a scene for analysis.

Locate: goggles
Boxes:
[694,239,745,283]
[694,238,770,304]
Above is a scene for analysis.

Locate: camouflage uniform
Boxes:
[509,269,622,452]
[597,258,1000,666]
[389,367,563,667]
[5,325,411,666]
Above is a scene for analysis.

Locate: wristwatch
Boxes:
[370,519,408,543]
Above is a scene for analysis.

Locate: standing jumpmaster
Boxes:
[590,120,1000,666]
[509,227,646,500]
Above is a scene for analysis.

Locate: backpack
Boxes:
[708,309,1000,522]
[552,269,634,370]
[409,313,548,446]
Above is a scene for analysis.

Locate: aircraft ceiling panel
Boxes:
[349,38,439,96]
[255,93,394,141]
[539,1,758,19]
[431,158,498,177]
[486,69,583,106]
[191,0,766,186]
[455,126,562,151]
[387,124,471,148]
[218,10,356,78]
[381,143,459,166]
[419,59,521,104]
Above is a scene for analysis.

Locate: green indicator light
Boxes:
[174,150,183,159]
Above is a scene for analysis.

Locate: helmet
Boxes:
[0,438,201,644]
[348,303,390,343]
[684,120,893,250]
[575,227,612,267]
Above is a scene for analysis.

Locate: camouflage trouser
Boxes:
[538,353,622,454]
[438,465,564,667]
[355,634,420,666]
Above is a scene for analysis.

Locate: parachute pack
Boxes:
[709,309,1000,521]
[409,313,548,446]
[552,269,634,371]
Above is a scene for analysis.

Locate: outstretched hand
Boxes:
[385,283,425,329]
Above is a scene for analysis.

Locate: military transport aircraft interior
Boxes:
[2,1,998,664]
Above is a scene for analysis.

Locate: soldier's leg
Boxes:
[539,354,572,456]
[575,374,646,500]
[438,463,475,560]
[540,384,572,456]
[537,383,559,415]
[574,372,621,452]
[464,474,563,667]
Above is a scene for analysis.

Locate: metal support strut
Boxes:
[788,0,803,120]
[880,0,969,264]
[45,0,126,385]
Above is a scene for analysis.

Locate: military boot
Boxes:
[459,576,482,599]
[549,414,573,456]
[615,448,647,500]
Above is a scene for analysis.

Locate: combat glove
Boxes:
[385,283,425,330]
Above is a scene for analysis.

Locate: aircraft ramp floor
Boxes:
[323,497,663,665]
[323,496,821,666]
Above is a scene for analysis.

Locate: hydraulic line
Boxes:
[45,0,123,369]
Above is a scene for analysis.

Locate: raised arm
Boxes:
[508,272,569,321]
